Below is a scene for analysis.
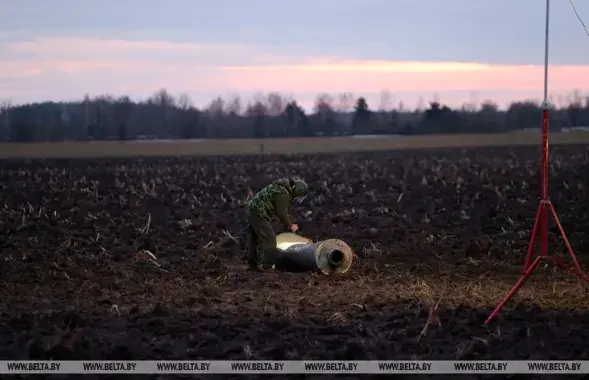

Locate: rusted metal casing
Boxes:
[275,232,354,274]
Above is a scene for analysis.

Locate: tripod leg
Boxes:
[485,256,542,325]
[524,205,542,273]
[540,201,548,259]
[547,203,585,275]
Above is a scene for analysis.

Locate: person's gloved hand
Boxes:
[289,224,299,233]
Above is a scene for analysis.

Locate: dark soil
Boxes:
[2,145,589,372]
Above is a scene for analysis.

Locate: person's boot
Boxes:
[260,249,278,270]
[261,263,276,270]
[246,245,262,270]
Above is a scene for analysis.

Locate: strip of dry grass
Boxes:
[2,132,589,159]
[6,256,583,315]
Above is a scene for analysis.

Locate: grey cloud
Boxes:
[0,1,588,65]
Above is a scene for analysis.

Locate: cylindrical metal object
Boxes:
[275,233,354,274]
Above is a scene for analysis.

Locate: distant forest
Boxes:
[1,89,589,142]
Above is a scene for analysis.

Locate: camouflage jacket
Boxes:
[247,179,294,227]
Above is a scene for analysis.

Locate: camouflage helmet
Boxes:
[290,179,308,198]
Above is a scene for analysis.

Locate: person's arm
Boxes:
[274,194,292,229]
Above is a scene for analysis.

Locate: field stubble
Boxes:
[1,143,589,368]
[1,131,589,159]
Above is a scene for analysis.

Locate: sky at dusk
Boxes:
[1,0,589,111]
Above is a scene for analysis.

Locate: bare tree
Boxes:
[224,95,242,117]
[556,95,565,109]
[378,90,393,111]
[265,92,286,117]
[206,96,226,137]
[245,101,268,118]
[313,93,339,135]
[468,91,479,111]
[314,93,335,119]
[334,93,353,131]
[571,89,583,107]
[175,93,198,139]
[461,102,476,113]
[207,96,225,117]
[177,92,193,111]
[93,95,115,139]
[0,100,12,141]
[566,89,584,127]
[82,94,90,139]
[416,96,425,112]
[149,89,175,137]
[246,100,268,138]
[151,89,175,107]
[337,92,354,113]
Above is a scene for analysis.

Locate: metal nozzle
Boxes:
[314,239,354,274]
[329,249,344,266]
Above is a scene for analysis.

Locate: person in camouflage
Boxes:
[246,178,309,270]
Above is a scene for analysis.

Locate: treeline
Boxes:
[1,89,589,142]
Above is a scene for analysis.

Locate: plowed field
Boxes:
[2,144,589,378]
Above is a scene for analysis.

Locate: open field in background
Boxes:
[2,140,589,364]
[1,131,589,158]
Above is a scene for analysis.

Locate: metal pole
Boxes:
[543,0,550,105]
[539,0,550,260]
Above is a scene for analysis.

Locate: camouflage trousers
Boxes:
[246,210,278,268]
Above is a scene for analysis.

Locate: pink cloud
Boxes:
[0,60,161,78]
[1,37,587,108]
[217,61,587,93]
[5,37,294,66]
[8,37,246,54]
